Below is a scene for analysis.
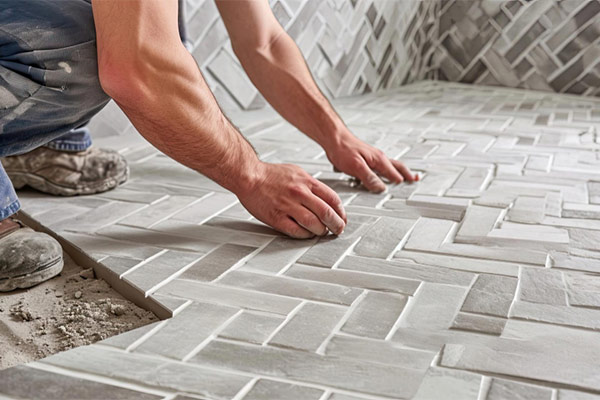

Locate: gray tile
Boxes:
[353,217,415,258]
[219,312,284,344]
[217,270,361,305]
[461,274,518,317]
[191,340,425,398]
[242,380,324,400]
[0,365,161,400]
[341,291,407,339]
[180,244,256,282]
[134,302,240,359]
[41,345,251,397]
[285,263,420,295]
[269,302,345,351]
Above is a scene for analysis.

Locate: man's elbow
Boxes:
[97,59,150,107]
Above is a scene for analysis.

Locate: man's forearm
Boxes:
[235,31,348,150]
[103,46,259,196]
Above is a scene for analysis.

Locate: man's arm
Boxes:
[92,0,346,238]
[216,0,417,193]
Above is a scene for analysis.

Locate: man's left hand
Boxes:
[325,131,418,193]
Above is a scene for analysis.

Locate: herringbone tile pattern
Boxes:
[184,0,437,110]
[4,81,600,399]
[434,0,600,96]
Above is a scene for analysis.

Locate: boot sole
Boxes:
[8,168,129,196]
[0,257,64,292]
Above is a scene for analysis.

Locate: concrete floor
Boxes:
[2,81,600,399]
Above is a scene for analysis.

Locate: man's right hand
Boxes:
[237,162,347,239]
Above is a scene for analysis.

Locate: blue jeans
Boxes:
[0,0,188,220]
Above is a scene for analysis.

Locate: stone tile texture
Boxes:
[4,81,600,399]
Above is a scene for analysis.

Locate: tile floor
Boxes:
[2,81,600,399]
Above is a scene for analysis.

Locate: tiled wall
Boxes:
[186,0,600,111]
[433,0,600,96]
[184,0,438,110]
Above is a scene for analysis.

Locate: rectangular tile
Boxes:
[191,340,424,398]
[341,291,408,339]
[354,217,415,258]
[325,335,436,369]
[240,236,317,274]
[156,279,300,315]
[285,263,420,295]
[135,302,239,359]
[269,302,346,351]
[41,345,250,397]
[519,267,567,306]
[340,255,476,286]
[180,244,256,282]
[217,270,361,305]
[461,274,518,317]
[399,283,467,331]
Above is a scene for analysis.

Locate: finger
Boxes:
[273,217,315,239]
[354,158,386,193]
[290,207,329,237]
[302,193,346,235]
[372,155,404,184]
[312,180,347,224]
[391,159,417,182]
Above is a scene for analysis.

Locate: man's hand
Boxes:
[325,131,418,193]
[237,162,347,239]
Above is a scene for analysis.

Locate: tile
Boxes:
[219,312,284,344]
[341,291,408,339]
[180,244,256,282]
[119,195,199,228]
[41,345,251,397]
[411,367,482,400]
[285,263,420,295]
[269,302,346,351]
[50,201,147,233]
[135,302,240,359]
[403,217,455,251]
[0,365,161,400]
[171,192,239,224]
[156,279,300,315]
[340,255,476,286]
[240,236,318,274]
[450,312,506,336]
[353,217,415,258]
[123,250,201,294]
[510,301,600,330]
[242,380,324,400]
[399,283,467,331]
[191,340,424,398]
[519,267,567,306]
[325,335,436,369]
[461,274,518,317]
[217,270,361,305]
[507,196,546,224]
[486,378,552,400]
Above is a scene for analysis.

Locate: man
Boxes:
[0,0,416,291]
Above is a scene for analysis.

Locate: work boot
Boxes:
[0,218,63,292]
[1,146,129,196]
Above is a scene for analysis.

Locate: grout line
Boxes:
[231,377,259,400]
[261,301,306,346]
[181,309,244,362]
[384,281,424,341]
[120,249,169,279]
[331,236,362,270]
[315,290,368,356]
[144,254,207,297]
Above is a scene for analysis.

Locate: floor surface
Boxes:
[2,81,600,399]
